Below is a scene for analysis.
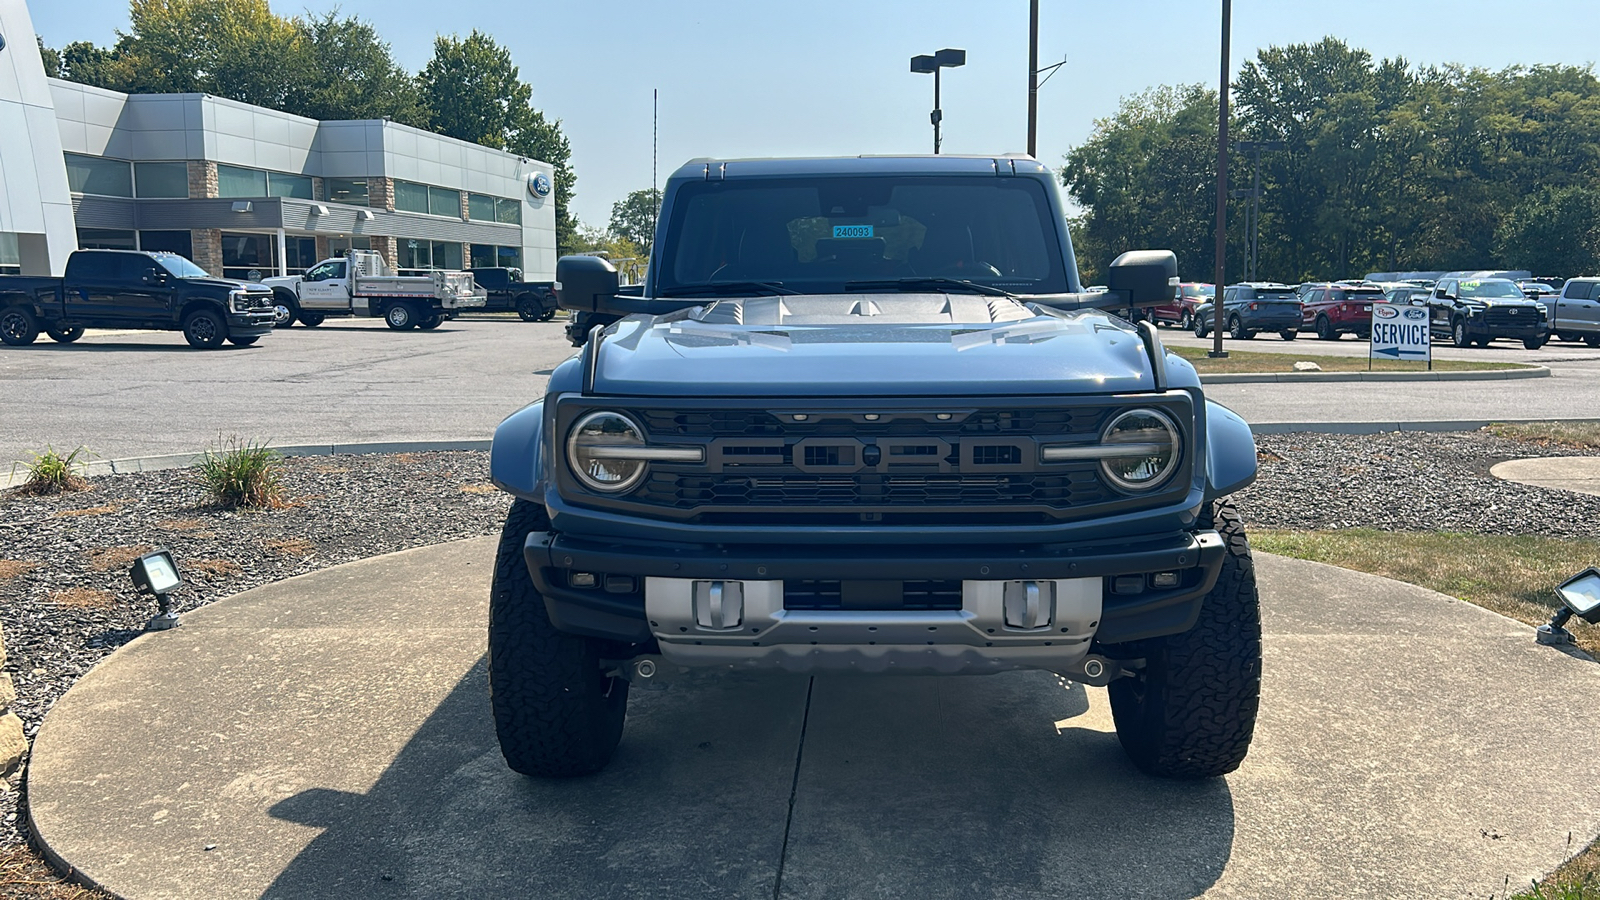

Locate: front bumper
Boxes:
[1464,318,1547,339]
[524,529,1226,672]
[227,310,276,336]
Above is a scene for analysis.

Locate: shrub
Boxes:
[10,446,91,495]
[198,438,284,509]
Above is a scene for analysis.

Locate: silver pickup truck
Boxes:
[1548,278,1600,346]
[262,250,485,330]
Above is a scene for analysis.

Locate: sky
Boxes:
[27,0,1600,229]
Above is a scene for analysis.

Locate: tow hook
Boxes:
[1064,654,1135,687]
[605,655,680,689]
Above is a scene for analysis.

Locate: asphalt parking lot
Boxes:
[3,314,1600,466]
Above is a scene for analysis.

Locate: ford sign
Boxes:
[529,172,552,198]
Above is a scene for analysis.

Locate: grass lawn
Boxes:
[1487,421,1600,450]
[1254,528,1600,899]
[1170,345,1529,374]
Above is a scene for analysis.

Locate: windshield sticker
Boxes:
[832,225,874,239]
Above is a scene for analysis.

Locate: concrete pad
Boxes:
[1492,456,1600,497]
[27,542,1600,899]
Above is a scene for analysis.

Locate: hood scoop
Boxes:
[696,293,1031,326]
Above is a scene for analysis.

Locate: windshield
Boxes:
[156,255,211,279]
[656,176,1069,295]
[1458,280,1525,299]
[1181,285,1214,298]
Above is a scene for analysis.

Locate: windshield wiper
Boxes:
[845,277,1015,298]
[658,281,798,297]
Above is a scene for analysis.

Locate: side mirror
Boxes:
[1107,250,1180,308]
[144,271,168,286]
[555,255,619,313]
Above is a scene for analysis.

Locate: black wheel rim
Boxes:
[1,313,26,341]
[190,317,217,343]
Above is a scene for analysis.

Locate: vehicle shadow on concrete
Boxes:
[262,661,1233,899]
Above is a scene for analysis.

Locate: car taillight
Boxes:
[1249,302,1258,311]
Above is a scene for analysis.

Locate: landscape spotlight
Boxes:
[1535,567,1600,646]
[129,549,184,631]
[909,48,966,154]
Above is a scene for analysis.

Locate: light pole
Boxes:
[1211,0,1231,359]
[911,48,966,154]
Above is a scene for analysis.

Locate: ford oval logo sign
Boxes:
[1373,304,1399,320]
[1402,307,1427,320]
[529,172,552,198]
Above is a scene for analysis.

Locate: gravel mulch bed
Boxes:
[0,432,1595,895]
[1236,430,1600,538]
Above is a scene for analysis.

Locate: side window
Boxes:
[66,252,119,281]
[119,255,162,282]
[1222,288,1237,303]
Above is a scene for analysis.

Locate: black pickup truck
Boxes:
[0,250,276,349]
[469,267,557,321]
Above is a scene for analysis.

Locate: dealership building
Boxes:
[0,0,556,280]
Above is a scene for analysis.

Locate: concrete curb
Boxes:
[1,439,492,489]
[1249,417,1600,435]
[1201,365,1548,384]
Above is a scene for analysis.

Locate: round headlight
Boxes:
[567,411,648,492]
[1099,408,1180,492]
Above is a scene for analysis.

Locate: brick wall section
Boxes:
[368,177,395,212]
[312,177,326,202]
[315,236,332,263]
[372,236,398,269]
[0,628,25,777]
[187,160,217,199]
[191,229,223,276]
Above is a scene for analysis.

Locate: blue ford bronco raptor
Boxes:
[488,155,1261,780]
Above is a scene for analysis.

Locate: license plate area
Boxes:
[783,579,964,611]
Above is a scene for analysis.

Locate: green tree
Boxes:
[420,31,579,255]
[37,37,61,77]
[1494,186,1600,277]
[286,12,426,127]
[113,0,307,108]
[608,188,662,260]
[570,225,648,282]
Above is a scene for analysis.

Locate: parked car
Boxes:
[470,267,558,321]
[1150,282,1213,328]
[1544,277,1600,346]
[1193,282,1301,340]
[1300,282,1385,340]
[262,250,486,330]
[493,153,1263,781]
[1383,285,1431,307]
[0,249,275,349]
[1427,277,1548,348]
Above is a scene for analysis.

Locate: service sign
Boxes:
[1370,302,1431,363]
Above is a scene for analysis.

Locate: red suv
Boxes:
[1300,283,1384,340]
[1151,283,1214,329]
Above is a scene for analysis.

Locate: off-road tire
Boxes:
[0,306,40,346]
[385,302,418,330]
[1452,318,1472,348]
[228,335,259,347]
[1523,335,1547,350]
[46,324,84,344]
[271,289,299,328]
[182,308,227,349]
[489,499,630,777]
[1315,316,1337,341]
[1279,329,1297,341]
[298,311,325,327]
[1107,499,1262,779]
[516,295,542,322]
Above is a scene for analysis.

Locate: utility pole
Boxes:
[1028,0,1038,157]
[1211,0,1231,359]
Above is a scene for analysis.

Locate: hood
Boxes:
[184,277,270,293]
[590,294,1163,397]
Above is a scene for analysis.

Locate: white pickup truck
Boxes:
[262,250,486,330]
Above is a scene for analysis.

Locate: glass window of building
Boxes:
[497,246,522,269]
[470,243,497,268]
[496,198,522,225]
[468,194,497,222]
[138,230,193,259]
[217,165,269,198]
[327,178,369,205]
[65,154,133,197]
[221,231,277,280]
[134,162,189,199]
[0,233,20,275]
[283,237,318,273]
[269,173,314,200]
[398,237,430,271]
[328,237,371,257]
[429,186,460,217]
[432,240,463,270]
[395,181,429,214]
[76,228,137,250]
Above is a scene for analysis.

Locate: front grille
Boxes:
[561,400,1189,524]
[1483,307,1535,328]
[783,580,965,611]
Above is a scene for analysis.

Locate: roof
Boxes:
[668,155,1052,180]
